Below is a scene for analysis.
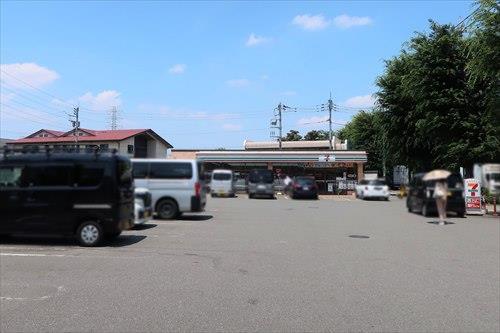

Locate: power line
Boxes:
[1,69,73,106]
[1,102,68,125]
[1,104,66,126]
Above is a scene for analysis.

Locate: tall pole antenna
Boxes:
[110,106,118,130]
[70,106,80,145]
[278,102,283,150]
[328,93,333,150]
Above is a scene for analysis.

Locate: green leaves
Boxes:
[373,7,499,173]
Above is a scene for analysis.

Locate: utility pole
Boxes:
[110,106,118,130]
[278,102,283,150]
[328,93,333,150]
[69,106,80,145]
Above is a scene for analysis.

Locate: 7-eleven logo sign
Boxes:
[467,182,479,197]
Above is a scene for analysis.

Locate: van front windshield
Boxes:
[213,173,231,181]
[249,170,273,184]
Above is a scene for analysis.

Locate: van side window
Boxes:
[150,163,192,179]
[133,162,149,178]
[76,164,104,186]
[0,166,23,187]
[21,165,74,187]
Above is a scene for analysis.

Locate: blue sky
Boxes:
[1,0,473,148]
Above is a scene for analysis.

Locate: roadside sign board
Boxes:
[464,178,483,215]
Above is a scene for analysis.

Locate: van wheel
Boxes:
[77,221,103,247]
[156,199,178,220]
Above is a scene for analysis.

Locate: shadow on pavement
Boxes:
[132,223,157,230]
[0,235,77,246]
[427,221,456,225]
[0,234,148,247]
[108,235,147,247]
[177,214,213,221]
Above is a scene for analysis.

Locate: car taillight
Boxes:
[294,184,301,189]
[195,182,201,197]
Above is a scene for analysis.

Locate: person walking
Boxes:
[434,179,448,225]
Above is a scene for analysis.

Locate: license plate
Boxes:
[303,186,309,190]
[374,187,382,190]
[257,185,266,190]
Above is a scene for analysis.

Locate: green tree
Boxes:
[282,130,302,141]
[303,130,329,141]
[376,21,495,172]
[337,110,385,173]
[466,0,500,163]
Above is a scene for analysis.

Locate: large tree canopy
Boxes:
[375,15,499,173]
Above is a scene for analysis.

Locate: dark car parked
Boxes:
[288,176,318,199]
[247,169,274,199]
[406,172,465,217]
[0,149,135,246]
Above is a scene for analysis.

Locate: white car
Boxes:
[134,187,153,225]
[131,159,207,219]
[210,169,235,197]
[356,179,390,200]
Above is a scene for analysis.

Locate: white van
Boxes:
[131,159,207,219]
[210,169,235,197]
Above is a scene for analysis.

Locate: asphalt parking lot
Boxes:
[1,195,499,332]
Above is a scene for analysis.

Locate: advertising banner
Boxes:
[464,178,483,215]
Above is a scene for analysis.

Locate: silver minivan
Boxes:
[210,169,235,197]
[131,159,207,219]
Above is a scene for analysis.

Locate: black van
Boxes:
[0,150,135,246]
[406,172,466,217]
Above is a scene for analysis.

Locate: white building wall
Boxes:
[154,141,169,158]
[118,137,135,156]
[147,139,157,158]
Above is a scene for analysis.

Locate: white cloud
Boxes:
[222,123,242,131]
[226,78,250,88]
[343,94,376,108]
[246,33,272,47]
[281,91,296,96]
[168,64,186,75]
[79,90,122,111]
[333,14,372,29]
[292,14,330,31]
[292,14,372,31]
[0,62,59,89]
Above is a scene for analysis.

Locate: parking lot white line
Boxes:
[1,253,66,257]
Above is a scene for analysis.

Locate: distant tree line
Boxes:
[285,0,499,176]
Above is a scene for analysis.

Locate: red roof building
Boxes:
[7,128,173,158]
